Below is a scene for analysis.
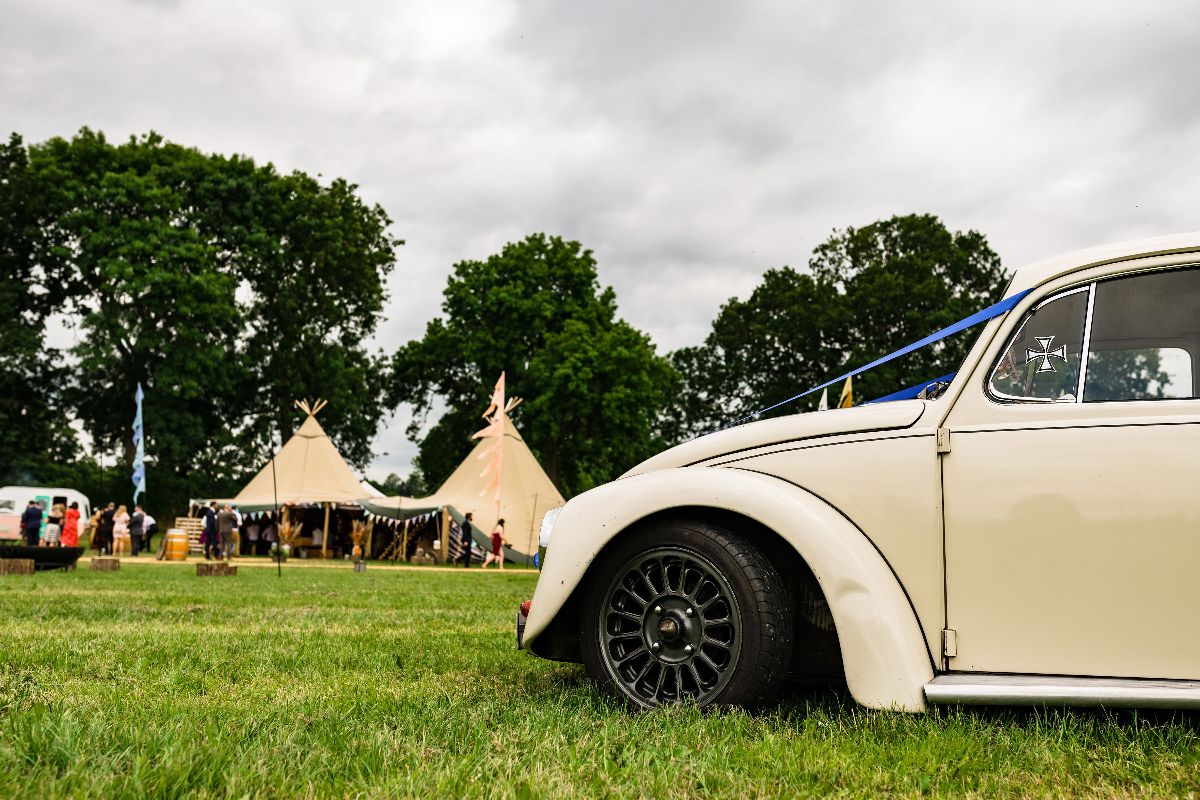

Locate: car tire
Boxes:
[581,518,794,709]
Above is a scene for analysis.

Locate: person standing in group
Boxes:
[482,518,507,569]
[129,505,145,556]
[42,503,62,547]
[97,502,116,555]
[142,510,157,553]
[458,512,475,567]
[217,503,237,560]
[87,507,101,553]
[245,518,259,556]
[20,501,42,547]
[112,505,130,557]
[203,501,218,560]
[62,502,81,549]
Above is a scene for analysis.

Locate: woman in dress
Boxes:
[482,518,507,569]
[61,502,81,548]
[42,503,63,547]
[112,504,130,557]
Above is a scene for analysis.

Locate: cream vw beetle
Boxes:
[520,233,1200,711]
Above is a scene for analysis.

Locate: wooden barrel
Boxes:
[165,528,189,561]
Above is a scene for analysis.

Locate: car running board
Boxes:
[925,673,1200,709]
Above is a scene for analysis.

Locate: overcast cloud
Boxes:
[4,0,1198,480]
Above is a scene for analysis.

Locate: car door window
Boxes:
[1082,268,1200,402]
[989,288,1088,402]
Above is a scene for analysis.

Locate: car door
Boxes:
[942,265,1200,679]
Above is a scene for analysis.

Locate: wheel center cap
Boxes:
[657,617,681,641]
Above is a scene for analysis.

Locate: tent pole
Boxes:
[365,516,374,560]
[440,507,450,563]
[527,492,539,565]
[401,519,409,562]
[321,502,330,560]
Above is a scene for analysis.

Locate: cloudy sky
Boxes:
[4,0,1198,479]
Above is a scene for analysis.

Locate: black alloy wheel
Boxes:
[582,519,794,710]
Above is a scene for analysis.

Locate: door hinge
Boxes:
[942,628,958,658]
[936,427,952,454]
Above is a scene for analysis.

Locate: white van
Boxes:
[0,486,92,541]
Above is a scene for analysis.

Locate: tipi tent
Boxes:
[364,377,565,563]
[232,400,369,512]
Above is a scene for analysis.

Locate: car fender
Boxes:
[525,466,934,711]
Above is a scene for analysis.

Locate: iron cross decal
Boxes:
[1026,336,1068,373]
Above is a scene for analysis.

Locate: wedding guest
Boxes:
[20,501,42,546]
[245,519,260,556]
[112,505,130,557]
[483,518,507,570]
[42,503,63,547]
[458,512,475,567]
[203,501,218,560]
[217,504,237,560]
[142,511,157,553]
[129,505,145,556]
[61,502,81,548]
[96,503,116,555]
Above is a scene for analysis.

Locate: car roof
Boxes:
[1009,232,1200,294]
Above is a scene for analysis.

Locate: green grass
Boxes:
[0,564,1197,799]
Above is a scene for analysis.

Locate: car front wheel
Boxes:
[581,519,794,709]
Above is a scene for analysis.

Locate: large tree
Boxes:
[7,128,399,518]
[390,234,678,496]
[671,214,1009,437]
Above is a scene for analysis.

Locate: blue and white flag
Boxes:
[132,383,146,504]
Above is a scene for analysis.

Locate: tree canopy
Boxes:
[1,129,399,519]
[670,214,1009,437]
[390,234,677,496]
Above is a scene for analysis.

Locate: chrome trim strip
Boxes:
[1075,282,1097,401]
[925,674,1200,709]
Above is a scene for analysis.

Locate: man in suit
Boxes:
[20,501,42,546]
[203,501,218,560]
[217,504,237,560]
[129,505,145,556]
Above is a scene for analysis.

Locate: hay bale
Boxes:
[0,559,34,575]
[90,557,120,572]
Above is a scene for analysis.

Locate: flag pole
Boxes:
[271,413,281,580]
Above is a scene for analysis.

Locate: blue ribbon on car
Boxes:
[725,288,1032,428]
[864,372,958,404]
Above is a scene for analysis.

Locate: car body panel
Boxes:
[625,400,927,477]
[524,467,935,710]
[716,432,946,662]
[938,248,1200,680]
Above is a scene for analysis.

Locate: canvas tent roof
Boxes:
[364,411,564,561]
[231,410,369,512]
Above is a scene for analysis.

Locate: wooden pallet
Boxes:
[174,517,206,554]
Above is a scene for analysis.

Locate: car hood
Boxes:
[625,400,928,477]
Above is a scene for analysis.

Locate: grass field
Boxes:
[0,562,1198,799]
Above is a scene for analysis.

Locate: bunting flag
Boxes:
[817,388,829,411]
[837,376,854,409]
[132,383,146,504]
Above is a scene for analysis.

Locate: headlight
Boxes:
[539,507,563,549]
